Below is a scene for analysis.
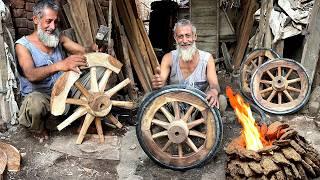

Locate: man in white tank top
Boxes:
[152,19,227,112]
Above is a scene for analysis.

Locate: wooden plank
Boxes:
[86,0,99,40]
[93,0,107,25]
[300,0,320,83]
[232,0,258,70]
[107,0,113,54]
[63,4,83,45]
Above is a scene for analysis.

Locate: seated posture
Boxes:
[15,0,97,138]
[152,19,227,112]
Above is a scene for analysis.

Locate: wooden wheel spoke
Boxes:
[187,118,205,129]
[267,90,277,102]
[172,102,180,120]
[57,107,87,131]
[94,117,104,143]
[266,70,275,80]
[178,144,183,157]
[285,69,293,79]
[161,140,172,151]
[258,56,263,66]
[278,92,282,105]
[283,90,294,101]
[90,67,99,92]
[74,81,90,98]
[151,119,169,129]
[278,66,281,76]
[111,100,136,109]
[107,114,123,128]
[66,98,88,106]
[160,107,174,122]
[76,114,95,144]
[251,59,258,68]
[287,78,301,84]
[186,138,199,152]
[260,80,272,85]
[189,130,206,139]
[259,87,273,94]
[287,86,301,93]
[181,106,195,122]
[98,69,112,92]
[105,78,130,97]
[152,131,168,139]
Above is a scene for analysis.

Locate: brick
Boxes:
[15,18,28,28]
[17,28,32,37]
[11,0,25,9]
[12,9,25,18]
[27,20,35,29]
[25,2,35,11]
[27,12,34,20]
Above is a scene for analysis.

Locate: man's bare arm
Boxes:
[206,55,220,107]
[60,35,98,54]
[16,44,87,82]
[151,53,172,89]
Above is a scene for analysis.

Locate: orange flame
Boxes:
[226,86,263,151]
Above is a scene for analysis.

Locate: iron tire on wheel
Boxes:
[136,85,223,170]
[251,58,310,114]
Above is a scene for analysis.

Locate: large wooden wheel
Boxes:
[240,49,280,99]
[51,53,135,144]
[136,85,223,170]
[251,58,310,114]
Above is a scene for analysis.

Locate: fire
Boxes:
[226,86,263,151]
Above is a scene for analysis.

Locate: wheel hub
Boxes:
[167,120,189,144]
[87,92,112,117]
[273,76,287,91]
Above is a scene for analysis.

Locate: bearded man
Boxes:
[15,0,98,138]
[152,19,227,112]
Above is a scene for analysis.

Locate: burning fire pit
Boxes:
[225,87,320,179]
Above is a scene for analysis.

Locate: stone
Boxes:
[26,12,33,20]
[12,9,25,18]
[15,18,27,28]
[25,2,35,11]
[11,0,25,9]
[309,101,320,115]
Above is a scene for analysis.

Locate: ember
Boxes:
[225,87,320,179]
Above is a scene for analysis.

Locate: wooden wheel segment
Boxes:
[136,85,222,170]
[51,53,135,144]
[251,58,310,114]
[240,49,280,99]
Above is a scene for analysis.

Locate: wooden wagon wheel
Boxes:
[251,58,310,114]
[51,53,135,144]
[240,49,280,99]
[136,85,223,170]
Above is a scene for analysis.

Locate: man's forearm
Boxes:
[24,62,61,82]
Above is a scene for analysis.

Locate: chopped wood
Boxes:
[248,161,263,174]
[271,152,290,166]
[260,157,280,175]
[290,140,306,154]
[281,147,302,162]
[225,136,261,161]
[301,159,316,177]
[274,170,286,180]
[272,139,291,147]
[265,121,289,140]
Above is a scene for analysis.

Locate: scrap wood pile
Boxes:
[225,121,320,179]
[60,0,159,100]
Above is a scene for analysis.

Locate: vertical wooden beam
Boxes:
[86,0,99,40]
[300,0,320,83]
[107,0,113,54]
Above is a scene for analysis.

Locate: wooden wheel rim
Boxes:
[136,85,223,170]
[251,58,310,114]
[240,49,280,99]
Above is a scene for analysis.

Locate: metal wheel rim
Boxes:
[240,48,280,100]
[250,58,310,114]
[136,85,223,170]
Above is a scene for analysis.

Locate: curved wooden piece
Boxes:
[0,142,20,172]
[0,149,6,176]
[84,53,123,73]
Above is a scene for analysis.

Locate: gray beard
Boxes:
[37,27,60,48]
[176,42,197,62]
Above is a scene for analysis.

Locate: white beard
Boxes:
[176,42,197,62]
[37,26,60,48]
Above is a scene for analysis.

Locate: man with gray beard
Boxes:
[15,0,98,139]
[152,19,227,112]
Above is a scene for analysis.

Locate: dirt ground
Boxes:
[1,73,320,179]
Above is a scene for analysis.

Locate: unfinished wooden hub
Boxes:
[240,49,280,99]
[251,58,310,114]
[51,53,135,144]
[136,85,223,170]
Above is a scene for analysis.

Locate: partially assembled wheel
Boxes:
[251,58,310,114]
[240,49,280,99]
[136,85,223,170]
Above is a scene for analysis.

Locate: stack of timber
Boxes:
[61,0,159,99]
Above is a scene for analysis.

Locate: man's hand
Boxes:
[152,67,165,89]
[206,88,219,108]
[58,55,88,73]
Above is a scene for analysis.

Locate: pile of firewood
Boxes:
[60,0,159,100]
[225,121,320,179]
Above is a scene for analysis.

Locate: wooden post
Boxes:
[107,0,113,54]
[300,0,320,83]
